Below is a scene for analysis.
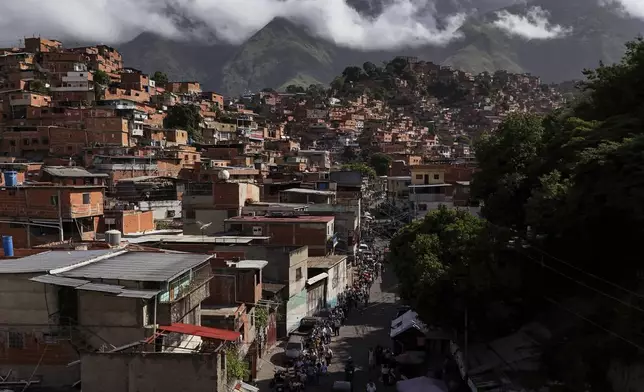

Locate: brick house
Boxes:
[224,214,335,256]
[0,183,104,247]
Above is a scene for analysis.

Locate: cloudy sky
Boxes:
[493,6,572,39]
[0,0,639,49]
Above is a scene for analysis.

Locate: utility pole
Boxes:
[57,188,64,242]
[464,305,469,383]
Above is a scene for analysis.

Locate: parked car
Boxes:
[285,335,304,359]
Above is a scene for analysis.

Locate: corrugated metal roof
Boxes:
[30,275,90,287]
[117,289,161,299]
[60,252,212,282]
[43,166,108,178]
[228,260,268,269]
[0,250,117,274]
[126,235,269,244]
[280,188,336,195]
[158,323,241,342]
[76,283,125,293]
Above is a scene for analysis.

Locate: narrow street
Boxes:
[256,265,401,391]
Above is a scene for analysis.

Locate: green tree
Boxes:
[285,85,305,94]
[306,84,326,98]
[369,153,392,176]
[28,79,49,94]
[341,162,376,178]
[93,70,110,86]
[385,57,408,76]
[226,347,250,381]
[342,66,365,83]
[363,61,380,77]
[341,146,358,163]
[389,206,511,332]
[472,113,545,230]
[152,71,169,86]
[164,104,203,142]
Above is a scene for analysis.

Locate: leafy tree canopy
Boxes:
[341,162,376,178]
[389,206,515,333]
[152,71,169,86]
[164,104,203,142]
[93,70,110,86]
[369,153,392,176]
[472,37,644,286]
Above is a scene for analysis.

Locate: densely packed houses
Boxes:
[0,38,564,390]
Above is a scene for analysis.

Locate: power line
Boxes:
[543,296,644,352]
[484,220,644,303]
[517,246,644,315]
[528,243,644,301]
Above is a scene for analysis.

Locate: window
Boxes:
[50,195,58,206]
[9,140,15,146]
[166,210,176,218]
[296,267,302,281]
[8,331,24,349]
[433,174,440,180]
[23,139,29,146]
[82,193,90,204]
[41,137,49,145]
[415,174,423,180]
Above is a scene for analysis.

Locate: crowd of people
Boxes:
[271,243,387,391]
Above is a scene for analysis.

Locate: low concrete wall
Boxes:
[81,351,227,392]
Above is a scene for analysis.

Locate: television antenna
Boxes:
[196,221,212,242]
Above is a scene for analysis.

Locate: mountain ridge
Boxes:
[117,0,644,95]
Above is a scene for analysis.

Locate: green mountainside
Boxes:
[220,18,337,95]
[117,0,644,95]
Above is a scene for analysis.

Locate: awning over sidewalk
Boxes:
[158,323,241,342]
[390,310,428,339]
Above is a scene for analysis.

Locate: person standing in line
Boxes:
[368,347,375,371]
[366,381,377,392]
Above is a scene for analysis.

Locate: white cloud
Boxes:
[601,0,644,19]
[0,0,467,50]
[492,6,572,40]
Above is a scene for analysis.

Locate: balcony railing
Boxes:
[157,269,213,325]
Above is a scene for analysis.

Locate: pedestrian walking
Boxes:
[368,347,375,370]
[366,381,377,392]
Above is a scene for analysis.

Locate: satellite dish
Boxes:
[218,170,230,181]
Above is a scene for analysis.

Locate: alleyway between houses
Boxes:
[256,267,401,391]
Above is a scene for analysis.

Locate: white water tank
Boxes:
[218,170,230,181]
[105,230,122,247]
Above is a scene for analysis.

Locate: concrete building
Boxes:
[0,248,213,388]
[224,213,335,256]
[306,255,348,308]
[210,245,310,335]
[183,181,260,236]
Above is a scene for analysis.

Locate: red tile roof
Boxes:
[159,323,241,342]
